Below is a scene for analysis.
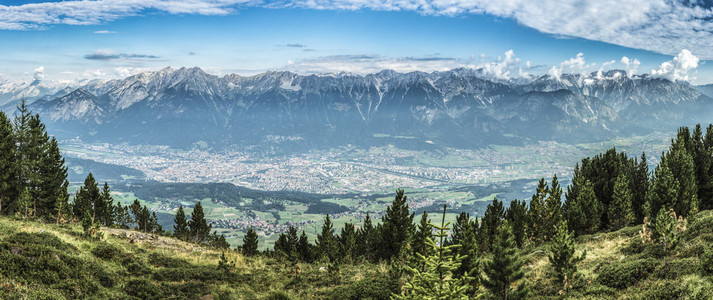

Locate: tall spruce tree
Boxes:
[339,223,357,263]
[565,179,602,235]
[357,213,376,262]
[545,175,563,235]
[482,222,530,300]
[173,205,188,240]
[454,214,480,297]
[412,212,432,259]
[188,202,212,243]
[40,138,69,221]
[527,178,550,244]
[632,152,650,223]
[297,230,312,262]
[663,139,699,217]
[379,189,415,260]
[73,173,100,221]
[242,227,259,257]
[549,221,585,292]
[98,182,113,226]
[479,198,504,253]
[645,162,680,220]
[609,173,635,230]
[506,199,528,248]
[25,115,48,217]
[702,124,713,209]
[13,100,32,201]
[0,111,16,215]
[316,214,337,261]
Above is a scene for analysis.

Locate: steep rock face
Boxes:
[19,67,713,149]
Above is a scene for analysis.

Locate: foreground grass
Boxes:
[1,210,713,299]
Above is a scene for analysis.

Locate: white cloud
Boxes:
[3,1,713,58]
[33,66,45,80]
[93,30,116,34]
[477,49,524,80]
[621,57,640,78]
[651,49,699,81]
[548,53,595,80]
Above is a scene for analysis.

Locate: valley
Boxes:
[59,131,671,248]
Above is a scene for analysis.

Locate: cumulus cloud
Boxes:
[651,49,699,81]
[33,66,45,80]
[3,1,713,58]
[84,49,160,61]
[283,54,463,74]
[477,50,524,80]
[548,53,596,80]
[621,57,641,78]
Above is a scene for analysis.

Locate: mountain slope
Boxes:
[15,67,713,149]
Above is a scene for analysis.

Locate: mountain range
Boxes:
[3,67,713,150]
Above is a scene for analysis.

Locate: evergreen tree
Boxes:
[454,215,480,297]
[339,223,357,263]
[173,205,188,240]
[664,139,699,217]
[242,227,259,257]
[479,197,504,252]
[188,202,211,243]
[702,124,713,210]
[692,124,713,209]
[316,214,337,261]
[379,189,415,260]
[297,230,312,262]
[0,111,16,215]
[545,175,563,235]
[548,221,585,292]
[356,213,376,262]
[72,173,100,221]
[19,187,32,219]
[98,182,113,226]
[645,163,680,220]
[640,206,687,266]
[609,173,635,230]
[482,222,530,300]
[565,179,602,235]
[36,138,68,220]
[129,199,142,223]
[632,152,650,223]
[505,199,528,247]
[113,202,132,229]
[412,212,432,259]
[527,178,550,244]
[13,101,32,203]
[449,211,471,246]
[394,204,471,300]
[25,115,48,217]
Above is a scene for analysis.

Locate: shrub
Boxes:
[325,276,399,300]
[152,266,227,282]
[147,252,189,268]
[702,246,713,276]
[634,280,688,300]
[4,232,76,252]
[124,278,164,299]
[597,258,658,289]
[91,242,122,260]
[266,291,292,300]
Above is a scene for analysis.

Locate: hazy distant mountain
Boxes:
[11,67,713,150]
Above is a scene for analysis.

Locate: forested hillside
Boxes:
[1,104,713,299]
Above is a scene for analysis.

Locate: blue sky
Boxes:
[1,0,713,84]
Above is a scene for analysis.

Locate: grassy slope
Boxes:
[0,210,712,299]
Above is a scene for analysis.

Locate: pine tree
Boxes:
[379,189,415,260]
[479,197,504,252]
[113,202,132,229]
[449,211,470,246]
[394,204,471,300]
[37,138,68,220]
[25,115,49,218]
[506,199,528,247]
[173,205,188,240]
[13,100,32,201]
[19,187,32,219]
[98,182,113,226]
[545,175,563,236]
[73,173,100,221]
[454,214,480,297]
[129,199,142,223]
[662,139,699,217]
[609,173,635,230]
[297,230,312,262]
[567,179,602,235]
[645,162,679,220]
[316,214,337,261]
[527,178,550,244]
[0,111,16,216]
[640,206,687,266]
[242,227,259,257]
[482,222,530,300]
[188,202,211,243]
[339,223,357,263]
[548,221,585,292]
[702,124,713,210]
[412,212,432,259]
[692,124,712,209]
[632,152,650,223]
[357,213,376,262]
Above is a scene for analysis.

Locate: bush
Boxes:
[152,266,227,282]
[597,258,658,289]
[266,291,292,300]
[324,276,399,300]
[633,280,688,300]
[4,232,76,252]
[124,278,164,299]
[91,242,122,260]
[702,246,713,276]
[654,257,699,279]
[147,252,189,268]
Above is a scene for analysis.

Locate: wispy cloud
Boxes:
[2,1,713,58]
[284,43,307,48]
[93,30,116,34]
[84,49,160,61]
